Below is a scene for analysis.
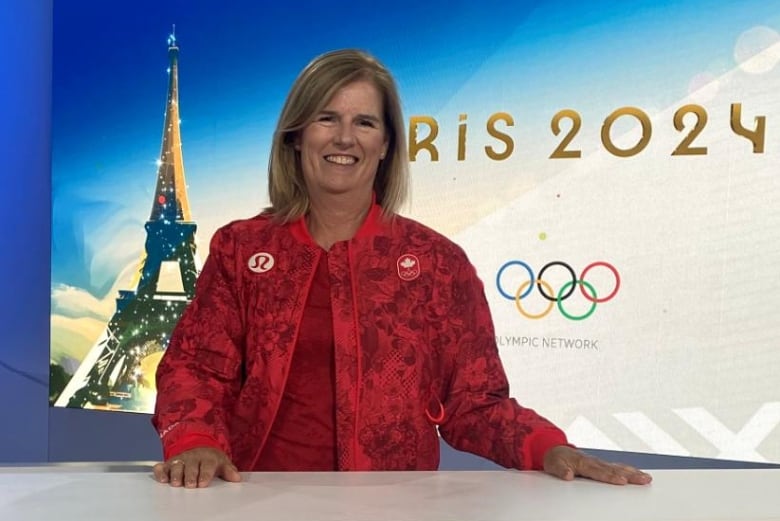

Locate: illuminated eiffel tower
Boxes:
[55,29,200,412]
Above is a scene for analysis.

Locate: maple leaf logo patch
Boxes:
[397,254,421,281]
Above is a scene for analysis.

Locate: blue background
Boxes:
[1,0,778,469]
[1,0,53,462]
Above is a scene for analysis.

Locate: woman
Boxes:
[152,49,651,488]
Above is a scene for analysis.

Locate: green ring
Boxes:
[557,280,598,321]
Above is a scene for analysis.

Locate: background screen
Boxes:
[46,0,780,464]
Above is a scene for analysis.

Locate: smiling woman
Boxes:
[150,49,652,488]
[267,50,408,223]
[296,80,390,248]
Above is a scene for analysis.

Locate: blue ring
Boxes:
[496,260,534,301]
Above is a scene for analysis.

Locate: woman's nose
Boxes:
[334,123,356,146]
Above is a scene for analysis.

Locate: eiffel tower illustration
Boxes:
[55,28,200,413]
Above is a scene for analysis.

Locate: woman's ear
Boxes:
[285,131,301,151]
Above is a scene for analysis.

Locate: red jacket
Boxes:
[152,203,568,470]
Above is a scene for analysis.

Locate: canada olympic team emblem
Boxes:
[397,254,420,281]
[496,260,620,320]
[248,252,275,273]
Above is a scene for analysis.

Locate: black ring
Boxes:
[536,261,576,302]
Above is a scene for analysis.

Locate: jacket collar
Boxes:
[290,198,385,247]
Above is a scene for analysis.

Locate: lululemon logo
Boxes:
[397,254,420,281]
[248,252,275,273]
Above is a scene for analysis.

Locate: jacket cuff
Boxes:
[524,429,572,470]
[163,433,224,461]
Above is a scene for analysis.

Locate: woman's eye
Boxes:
[317,114,335,123]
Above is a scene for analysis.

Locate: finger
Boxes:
[575,457,630,485]
[613,462,641,474]
[183,459,201,489]
[544,456,576,481]
[557,465,576,481]
[152,462,169,484]
[168,459,186,487]
[624,468,653,485]
[218,461,242,483]
[197,457,219,488]
[603,462,653,485]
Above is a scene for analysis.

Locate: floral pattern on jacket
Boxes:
[152,203,567,470]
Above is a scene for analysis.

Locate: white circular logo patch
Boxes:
[248,252,275,273]
[397,254,420,281]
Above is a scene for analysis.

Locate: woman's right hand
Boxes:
[152,447,242,488]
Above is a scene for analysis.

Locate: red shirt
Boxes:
[254,252,336,471]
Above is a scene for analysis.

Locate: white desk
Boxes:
[1,467,778,521]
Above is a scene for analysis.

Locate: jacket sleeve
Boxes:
[435,255,569,470]
[151,226,245,460]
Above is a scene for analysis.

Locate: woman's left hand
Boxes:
[543,445,653,485]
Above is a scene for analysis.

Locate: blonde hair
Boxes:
[267,49,409,221]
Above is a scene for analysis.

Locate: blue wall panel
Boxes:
[0,0,52,463]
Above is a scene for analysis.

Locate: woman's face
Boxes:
[297,79,389,204]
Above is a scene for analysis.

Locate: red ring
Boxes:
[579,261,620,303]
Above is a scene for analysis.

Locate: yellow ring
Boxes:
[515,279,555,319]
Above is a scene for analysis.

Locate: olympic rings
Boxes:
[496,260,620,320]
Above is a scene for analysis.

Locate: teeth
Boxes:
[325,155,357,165]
